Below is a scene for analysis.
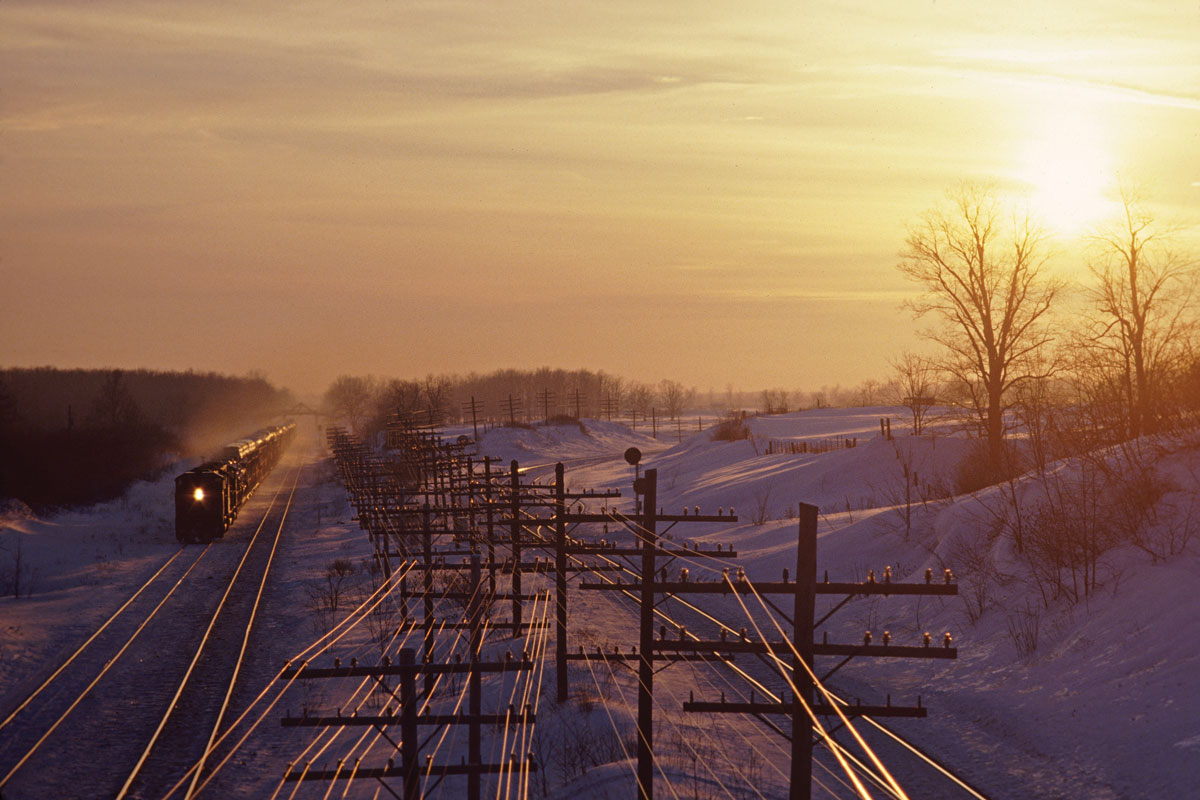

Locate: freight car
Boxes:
[174,422,296,544]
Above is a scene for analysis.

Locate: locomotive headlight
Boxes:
[193,488,206,502]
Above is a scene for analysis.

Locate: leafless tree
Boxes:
[760,388,789,414]
[856,379,882,407]
[890,352,938,435]
[1011,350,1061,474]
[322,375,378,434]
[362,378,423,437]
[598,372,625,418]
[899,182,1062,478]
[422,373,452,422]
[1081,187,1197,438]
[88,369,143,428]
[627,383,655,417]
[0,377,14,438]
[659,379,688,419]
[378,378,423,418]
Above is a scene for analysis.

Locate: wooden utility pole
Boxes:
[792,503,817,800]
[555,463,569,702]
[537,388,555,422]
[509,459,523,636]
[637,468,658,800]
[463,396,482,440]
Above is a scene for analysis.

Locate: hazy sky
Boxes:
[3,1,1198,397]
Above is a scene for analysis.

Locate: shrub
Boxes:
[710,412,750,442]
[953,439,1021,495]
[546,414,589,434]
[750,488,772,526]
[1005,600,1041,658]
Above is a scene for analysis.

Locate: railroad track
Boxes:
[511,449,993,798]
[507,501,988,800]
[0,455,304,800]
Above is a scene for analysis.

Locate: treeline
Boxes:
[0,367,294,510]
[0,367,292,435]
[322,368,701,440]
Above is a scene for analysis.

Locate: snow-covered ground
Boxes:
[496,407,1200,799]
[2,409,1197,799]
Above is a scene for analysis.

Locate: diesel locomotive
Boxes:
[174,422,296,544]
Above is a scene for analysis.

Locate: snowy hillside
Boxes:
[523,407,1200,799]
[1,409,1197,799]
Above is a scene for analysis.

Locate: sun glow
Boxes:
[1017,103,1117,237]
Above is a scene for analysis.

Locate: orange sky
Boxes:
[2,1,1197,397]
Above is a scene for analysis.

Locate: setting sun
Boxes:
[1017,103,1118,236]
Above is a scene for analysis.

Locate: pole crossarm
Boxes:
[581,579,957,596]
[563,651,731,663]
[279,659,536,679]
[284,761,538,781]
[281,712,535,727]
[653,640,958,659]
[406,619,553,631]
[682,700,927,718]
[570,544,738,558]
[516,512,737,524]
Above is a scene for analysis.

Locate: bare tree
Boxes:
[890,352,938,435]
[760,388,789,414]
[899,182,1061,477]
[88,369,143,428]
[365,378,423,437]
[1082,187,1197,438]
[422,373,452,422]
[598,372,625,418]
[659,379,688,420]
[379,378,423,418]
[0,376,15,438]
[856,379,882,407]
[1011,348,1061,474]
[322,375,378,434]
[627,383,655,417]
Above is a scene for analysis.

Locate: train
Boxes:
[174,422,297,544]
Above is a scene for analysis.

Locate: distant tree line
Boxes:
[0,367,292,434]
[0,367,293,510]
[322,369,702,440]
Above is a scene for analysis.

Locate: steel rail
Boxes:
[185,458,305,798]
[115,462,296,799]
[0,544,213,791]
[520,480,988,800]
[0,548,185,732]
[172,564,419,800]
[514,506,910,798]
